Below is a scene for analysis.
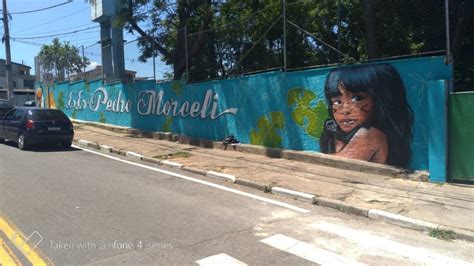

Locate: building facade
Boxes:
[0,59,36,105]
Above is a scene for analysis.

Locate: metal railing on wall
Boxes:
[180,0,448,83]
[37,0,450,86]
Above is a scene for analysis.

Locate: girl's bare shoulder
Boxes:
[354,126,386,140]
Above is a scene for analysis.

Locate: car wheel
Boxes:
[62,141,72,149]
[18,134,28,150]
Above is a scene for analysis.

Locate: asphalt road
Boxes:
[1,142,473,265]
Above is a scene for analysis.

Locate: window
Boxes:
[13,81,17,88]
[4,109,16,120]
[24,79,35,89]
[0,100,13,109]
[13,110,24,121]
[29,110,68,121]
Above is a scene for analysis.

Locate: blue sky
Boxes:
[1,0,169,79]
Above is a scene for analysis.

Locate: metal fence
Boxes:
[37,0,449,85]
[183,0,448,83]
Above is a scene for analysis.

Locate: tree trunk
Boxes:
[450,0,473,61]
[361,0,379,59]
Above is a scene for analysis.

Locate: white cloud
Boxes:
[86,61,99,71]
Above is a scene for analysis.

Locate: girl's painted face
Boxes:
[331,85,375,133]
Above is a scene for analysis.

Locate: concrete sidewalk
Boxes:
[72,121,474,242]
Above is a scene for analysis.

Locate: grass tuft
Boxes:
[154,151,191,160]
[429,229,456,241]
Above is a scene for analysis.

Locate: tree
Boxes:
[450,0,474,91]
[114,0,215,81]
[38,38,89,81]
[106,0,469,86]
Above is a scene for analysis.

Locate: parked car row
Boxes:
[0,100,74,150]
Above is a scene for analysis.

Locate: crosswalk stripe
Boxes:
[195,253,247,265]
[0,238,21,266]
[260,234,365,266]
[311,221,473,266]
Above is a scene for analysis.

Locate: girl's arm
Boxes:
[334,127,388,164]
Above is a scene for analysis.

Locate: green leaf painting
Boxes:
[163,116,173,132]
[57,91,65,110]
[99,112,106,124]
[71,110,77,119]
[250,112,284,148]
[288,88,328,139]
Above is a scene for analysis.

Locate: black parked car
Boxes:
[0,108,74,150]
[0,99,14,117]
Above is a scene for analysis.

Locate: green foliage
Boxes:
[57,91,65,110]
[250,112,284,148]
[288,88,328,139]
[163,116,173,132]
[171,80,184,96]
[116,1,469,86]
[85,81,90,92]
[38,38,90,82]
[99,113,106,124]
[429,229,456,241]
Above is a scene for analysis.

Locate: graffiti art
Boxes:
[319,63,413,167]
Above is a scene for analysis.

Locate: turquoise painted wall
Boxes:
[37,56,452,181]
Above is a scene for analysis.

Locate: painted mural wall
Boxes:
[36,56,452,179]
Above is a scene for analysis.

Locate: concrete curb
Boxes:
[438,226,474,243]
[314,197,369,217]
[271,187,315,202]
[206,171,236,183]
[141,157,162,165]
[72,136,474,243]
[235,178,268,192]
[76,139,100,150]
[181,166,207,176]
[161,160,183,169]
[100,145,113,152]
[125,151,144,160]
[368,209,438,231]
[367,209,474,242]
[77,139,90,146]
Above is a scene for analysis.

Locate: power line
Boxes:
[13,23,97,37]
[12,26,100,40]
[11,39,44,46]
[13,6,90,34]
[9,0,72,15]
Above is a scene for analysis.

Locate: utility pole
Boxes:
[152,33,156,82]
[282,0,287,71]
[2,0,14,104]
[81,45,86,73]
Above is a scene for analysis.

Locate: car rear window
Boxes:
[0,100,12,108]
[28,109,69,121]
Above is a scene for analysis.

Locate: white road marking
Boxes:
[196,253,247,265]
[311,221,473,266]
[260,234,365,266]
[72,145,310,213]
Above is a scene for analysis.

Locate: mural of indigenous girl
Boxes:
[319,63,413,167]
[35,87,43,108]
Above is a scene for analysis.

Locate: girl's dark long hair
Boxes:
[322,63,413,167]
